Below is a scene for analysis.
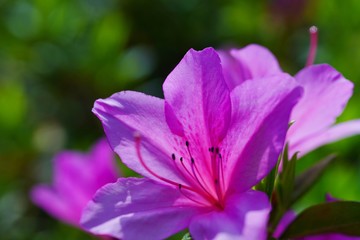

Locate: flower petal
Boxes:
[223,74,303,192]
[291,120,360,156]
[189,190,271,240]
[162,48,232,186]
[273,210,296,238]
[31,139,118,226]
[93,91,188,185]
[31,185,79,225]
[54,139,117,201]
[219,44,282,90]
[81,178,202,240]
[288,64,354,149]
[163,47,231,146]
[217,50,250,90]
[88,139,119,186]
[53,152,95,211]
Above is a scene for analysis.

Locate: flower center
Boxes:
[134,134,225,210]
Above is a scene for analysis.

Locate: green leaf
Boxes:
[254,151,281,197]
[278,149,297,207]
[291,154,336,204]
[267,145,297,236]
[280,201,360,239]
[181,232,192,240]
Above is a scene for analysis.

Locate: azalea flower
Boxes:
[81,48,303,239]
[219,44,360,157]
[31,139,118,226]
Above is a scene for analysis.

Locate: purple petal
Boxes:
[189,190,271,240]
[273,210,297,238]
[31,139,117,226]
[53,140,117,209]
[81,178,202,240]
[93,91,188,185]
[219,44,282,90]
[217,50,250,90]
[88,139,119,183]
[288,64,353,152]
[163,48,231,146]
[162,48,231,187]
[222,74,303,192]
[291,120,360,156]
[325,193,339,202]
[31,185,79,225]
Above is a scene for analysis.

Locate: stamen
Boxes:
[179,184,208,206]
[134,134,193,191]
[137,135,225,208]
[210,147,225,206]
[218,153,225,191]
[305,26,318,67]
[184,142,216,200]
[189,159,214,199]
[180,157,195,180]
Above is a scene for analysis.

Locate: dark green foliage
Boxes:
[281,201,360,238]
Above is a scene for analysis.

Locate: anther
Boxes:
[180,157,183,162]
[172,153,176,160]
[191,158,195,164]
[135,134,193,191]
[185,141,189,147]
[209,147,214,152]
[215,147,219,154]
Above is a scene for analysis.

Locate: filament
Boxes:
[305,26,318,67]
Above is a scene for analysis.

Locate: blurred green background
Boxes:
[1,0,360,239]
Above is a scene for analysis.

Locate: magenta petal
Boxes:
[219,44,282,90]
[288,64,353,150]
[53,140,117,209]
[88,139,119,185]
[230,44,282,79]
[223,74,303,192]
[31,185,79,225]
[189,190,271,240]
[81,178,202,240]
[93,91,187,185]
[218,50,250,90]
[163,48,231,146]
[292,120,360,156]
[31,139,117,226]
[273,210,296,238]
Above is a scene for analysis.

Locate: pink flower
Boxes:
[31,139,118,226]
[219,44,360,156]
[81,48,303,239]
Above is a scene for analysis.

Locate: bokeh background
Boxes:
[1,0,360,239]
